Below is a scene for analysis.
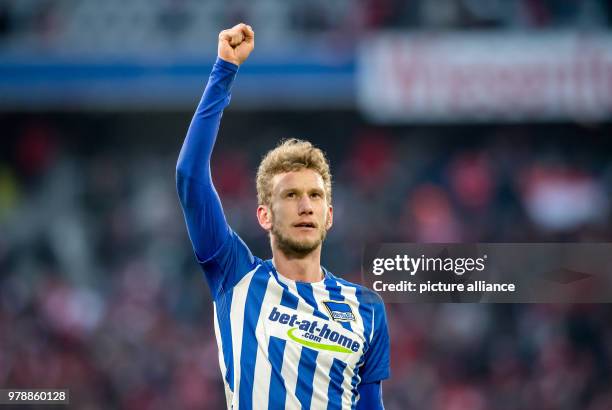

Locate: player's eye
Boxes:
[310,192,322,199]
[286,192,296,198]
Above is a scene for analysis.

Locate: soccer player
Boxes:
[176,23,390,409]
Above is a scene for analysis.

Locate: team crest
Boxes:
[323,301,355,322]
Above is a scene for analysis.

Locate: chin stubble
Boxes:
[271,225,327,258]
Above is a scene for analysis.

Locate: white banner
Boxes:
[357,32,612,123]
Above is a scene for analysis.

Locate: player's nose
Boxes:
[297,195,314,215]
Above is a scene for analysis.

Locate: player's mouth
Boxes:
[293,222,317,230]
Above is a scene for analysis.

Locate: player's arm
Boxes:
[357,294,390,409]
[176,23,255,296]
[356,381,384,410]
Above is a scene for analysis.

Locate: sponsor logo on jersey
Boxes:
[268,306,360,353]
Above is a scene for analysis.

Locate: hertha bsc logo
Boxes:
[323,301,356,322]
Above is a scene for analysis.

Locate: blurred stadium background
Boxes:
[1,0,612,409]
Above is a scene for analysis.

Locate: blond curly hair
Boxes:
[256,139,332,206]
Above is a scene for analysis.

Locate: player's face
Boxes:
[264,169,333,257]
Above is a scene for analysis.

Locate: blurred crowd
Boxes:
[0,0,610,53]
[0,112,611,409]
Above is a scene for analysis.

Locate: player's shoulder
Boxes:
[328,273,385,307]
[198,227,264,297]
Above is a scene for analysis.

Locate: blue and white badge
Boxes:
[323,301,356,322]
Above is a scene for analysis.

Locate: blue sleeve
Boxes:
[356,381,384,410]
[176,57,258,298]
[359,297,391,383]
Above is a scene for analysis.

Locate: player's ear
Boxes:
[325,204,333,230]
[257,204,273,231]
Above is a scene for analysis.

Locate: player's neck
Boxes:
[272,247,324,283]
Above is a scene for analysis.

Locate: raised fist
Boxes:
[218,23,254,66]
